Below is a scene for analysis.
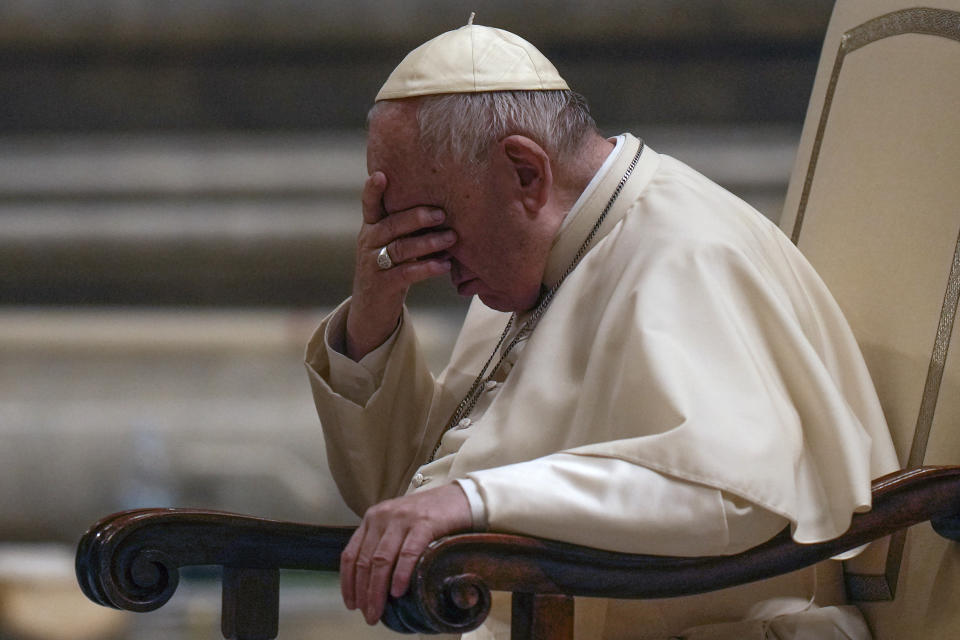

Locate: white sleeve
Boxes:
[305,301,439,513]
[465,453,788,556]
[321,301,401,406]
[453,478,488,531]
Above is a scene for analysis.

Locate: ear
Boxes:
[499,135,553,213]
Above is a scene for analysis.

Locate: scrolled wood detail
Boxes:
[443,573,488,612]
[77,467,960,635]
[434,573,493,631]
[77,510,184,612]
[931,512,960,541]
[382,571,493,634]
[120,548,181,611]
[76,508,355,614]
[385,466,960,632]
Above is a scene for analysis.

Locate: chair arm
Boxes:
[385,465,960,634]
[76,508,355,639]
[75,466,960,638]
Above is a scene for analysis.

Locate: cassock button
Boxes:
[455,418,472,430]
[484,380,498,391]
[413,472,426,488]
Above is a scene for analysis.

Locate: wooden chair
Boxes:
[76,1,960,638]
[779,0,960,636]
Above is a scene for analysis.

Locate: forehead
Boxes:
[366,102,447,210]
[365,101,424,173]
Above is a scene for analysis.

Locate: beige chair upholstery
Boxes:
[780,1,960,636]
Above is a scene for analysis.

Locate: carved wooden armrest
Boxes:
[76,509,355,639]
[76,466,960,640]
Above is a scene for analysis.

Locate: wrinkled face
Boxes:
[366,104,546,312]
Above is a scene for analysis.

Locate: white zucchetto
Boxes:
[375,19,570,101]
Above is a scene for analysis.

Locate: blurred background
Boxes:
[0,1,833,638]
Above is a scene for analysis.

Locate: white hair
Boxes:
[370,90,598,166]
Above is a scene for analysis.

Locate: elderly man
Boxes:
[305,20,898,640]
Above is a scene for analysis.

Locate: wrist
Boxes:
[345,309,401,362]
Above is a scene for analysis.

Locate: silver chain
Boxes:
[428,142,644,462]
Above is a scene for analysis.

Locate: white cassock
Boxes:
[305,134,899,639]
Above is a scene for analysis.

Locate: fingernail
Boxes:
[431,209,444,222]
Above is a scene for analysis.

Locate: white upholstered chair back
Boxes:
[780,1,960,636]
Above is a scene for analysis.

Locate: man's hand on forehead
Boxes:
[344,172,456,361]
